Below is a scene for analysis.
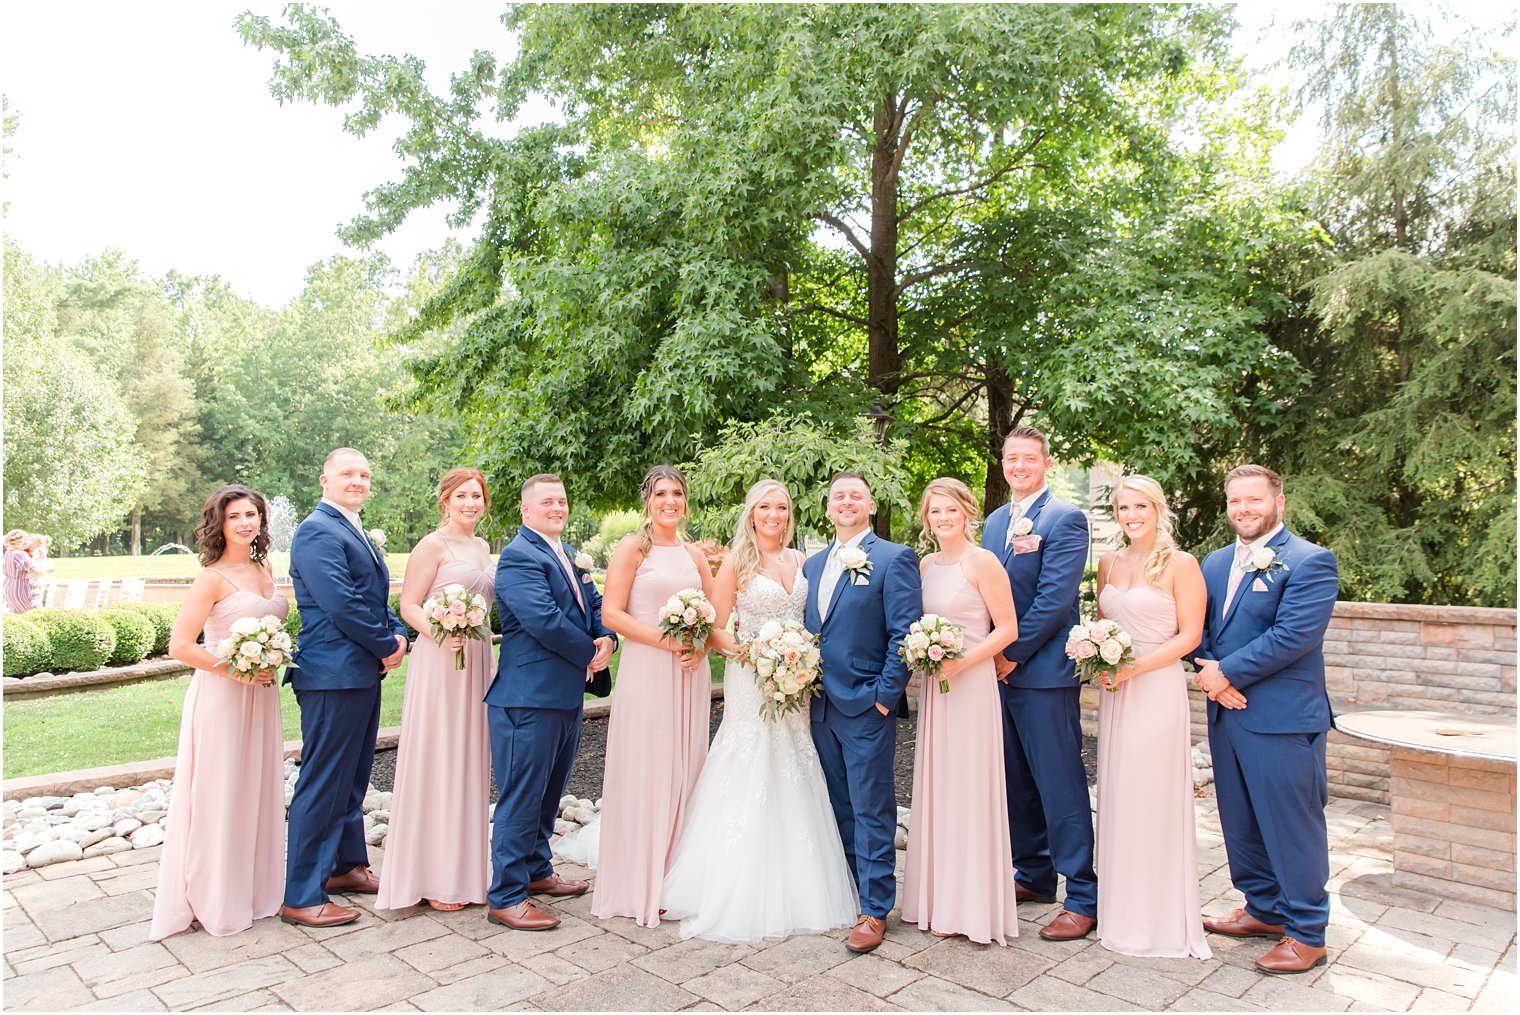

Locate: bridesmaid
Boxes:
[1094,474,1211,959]
[4,529,37,614]
[903,478,1020,944]
[150,485,287,940]
[591,464,715,927]
[378,468,496,912]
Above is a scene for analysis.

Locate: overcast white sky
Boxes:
[0,3,1503,308]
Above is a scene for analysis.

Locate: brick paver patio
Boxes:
[3,795,1514,1012]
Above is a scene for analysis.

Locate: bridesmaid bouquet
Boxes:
[742,620,822,721]
[657,587,717,651]
[215,615,292,684]
[1065,618,1134,691]
[422,584,491,669]
[899,614,966,694]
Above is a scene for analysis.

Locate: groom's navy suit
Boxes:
[284,501,408,909]
[1199,526,1338,947]
[982,490,1097,917]
[486,528,614,911]
[804,531,921,919]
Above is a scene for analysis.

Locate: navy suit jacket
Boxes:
[286,502,407,691]
[1198,526,1339,734]
[486,528,615,711]
[803,531,922,717]
[982,491,1089,689]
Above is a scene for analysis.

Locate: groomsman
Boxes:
[486,474,616,930]
[981,426,1097,941]
[1195,464,1339,974]
[282,448,409,927]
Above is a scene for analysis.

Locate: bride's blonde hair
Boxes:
[729,479,795,591]
[1112,474,1178,586]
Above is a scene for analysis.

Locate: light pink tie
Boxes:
[1223,544,1252,614]
[552,542,584,610]
[1005,501,1025,550]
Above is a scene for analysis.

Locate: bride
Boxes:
[556,479,858,942]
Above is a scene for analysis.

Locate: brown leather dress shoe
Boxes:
[279,902,360,928]
[1014,882,1058,904]
[1256,935,1327,974]
[1202,907,1285,939]
[487,899,560,931]
[845,914,886,953]
[527,874,590,898]
[324,865,380,895]
[1038,909,1097,941]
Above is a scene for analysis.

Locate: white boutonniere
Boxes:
[1243,546,1288,577]
[367,528,386,549]
[573,551,594,571]
[1011,516,1034,537]
[838,546,873,585]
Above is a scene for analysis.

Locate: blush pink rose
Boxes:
[1075,641,1098,659]
[928,645,946,661]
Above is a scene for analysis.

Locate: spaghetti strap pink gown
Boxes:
[591,544,712,927]
[902,558,1018,944]
[377,557,494,909]
[1095,584,1211,959]
[149,587,288,940]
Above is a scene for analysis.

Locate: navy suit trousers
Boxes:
[488,705,581,910]
[812,699,897,918]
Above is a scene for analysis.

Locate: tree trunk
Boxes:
[130,508,142,556]
[984,364,1015,511]
[868,94,902,538]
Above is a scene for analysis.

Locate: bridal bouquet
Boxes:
[658,588,717,649]
[743,620,822,721]
[900,614,965,694]
[422,583,491,669]
[215,614,292,684]
[1065,618,1134,691]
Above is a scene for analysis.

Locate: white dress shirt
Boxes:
[817,529,869,619]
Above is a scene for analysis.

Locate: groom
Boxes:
[486,474,616,931]
[282,448,408,928]
[804,473,922,954]
[1195,464,1339,974]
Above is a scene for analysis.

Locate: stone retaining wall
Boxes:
[1078,601,1517,806]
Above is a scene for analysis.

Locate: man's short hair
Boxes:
[521,473,564,501]
[828,471,871,496]
[1002,426,1050,458]
[323,447,365,470]
[1225,464,1283,494]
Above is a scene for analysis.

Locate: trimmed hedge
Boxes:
[111,602,179,654]
[26,608,117,673]
[2,615,52,677]
[100,607,157,666]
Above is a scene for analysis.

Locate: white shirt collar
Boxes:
[1013,485,1048,517]
[321,497,363,531]
[832,529,870,553]
[524,524,564,550]
[1235,522,1284,556]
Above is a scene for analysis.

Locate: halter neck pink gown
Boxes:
[902,557,1018,944]
[149,582,288,940]
[377,555,495,909]
[591,544,712,927]
[1095,584,1211,959]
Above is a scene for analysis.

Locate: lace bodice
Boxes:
[734,571,808,642]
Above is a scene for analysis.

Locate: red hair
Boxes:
[437,468,490,526]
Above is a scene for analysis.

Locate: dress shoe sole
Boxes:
[487,914,560,931]
[1038,925,1096,941]
[279,913,358,928]
[1256,955,1327,975]
[1015,892,1058,904]
[325,884,379,895]
[528,885,589,898]
[1204,925,1285,939]
[845,938,883,954]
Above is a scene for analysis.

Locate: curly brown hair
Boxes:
[195,485,272,566]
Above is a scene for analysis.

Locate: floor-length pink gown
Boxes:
[902,557,1018,945]
[1095,584,1212,959]
[377,556,494,909]
[149,584,288,940]
[591,543,712,927]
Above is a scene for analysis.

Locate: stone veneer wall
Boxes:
[1077,601,1517,806]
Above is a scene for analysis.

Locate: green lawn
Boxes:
[2,648,724,779]
[45,552,412,582]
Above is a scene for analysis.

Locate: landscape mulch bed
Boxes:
[369,699,1099,806]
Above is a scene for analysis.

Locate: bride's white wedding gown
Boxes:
[555,570,859,942]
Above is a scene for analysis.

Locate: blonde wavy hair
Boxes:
[636,464,690,555]
[729,479,795,590]
[917,477,981,550]
[1113,474,1178,586]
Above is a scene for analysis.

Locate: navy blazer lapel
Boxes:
[522,528,586,617]
[1220,526,1291,629]
[804,548,826,626]
[317,502,382,581]
[821,531,875,629]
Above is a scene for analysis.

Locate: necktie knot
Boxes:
[1235,544,1254,569]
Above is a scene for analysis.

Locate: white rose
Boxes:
[838,547,869,570]
[272,633,292,650]
[1252,547,1276,571]
[758,621,783,642]
[1099,639,1124,665]
[230,616,260,637]
[239,641,264,658]
[1069,625,1088,642]
[262,616,281,633]
[757,657,776,676]
[1012,517,1034,536]
[574,551,594,570]
[906,632,930,652]
[1117,631,1132,648]
[368,528,386,548]
[215,638,236,657]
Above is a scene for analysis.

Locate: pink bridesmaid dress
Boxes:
[902,557,1018,945]
[149,580,288,940]
[376,554,494,909]
[591,543,712,927]
[1095,584,1211,959]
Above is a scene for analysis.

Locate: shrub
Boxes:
[388,593,420,642]
[100,608,157,666]
[108,602,179,654]
[2,615,52,677]
[27,609,117,673]
[283,603,302,644]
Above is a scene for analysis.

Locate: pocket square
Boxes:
[581,573,594,584]
[853,576,870,586]
[1251,577,1269,592]
[1011,534,1043,554]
